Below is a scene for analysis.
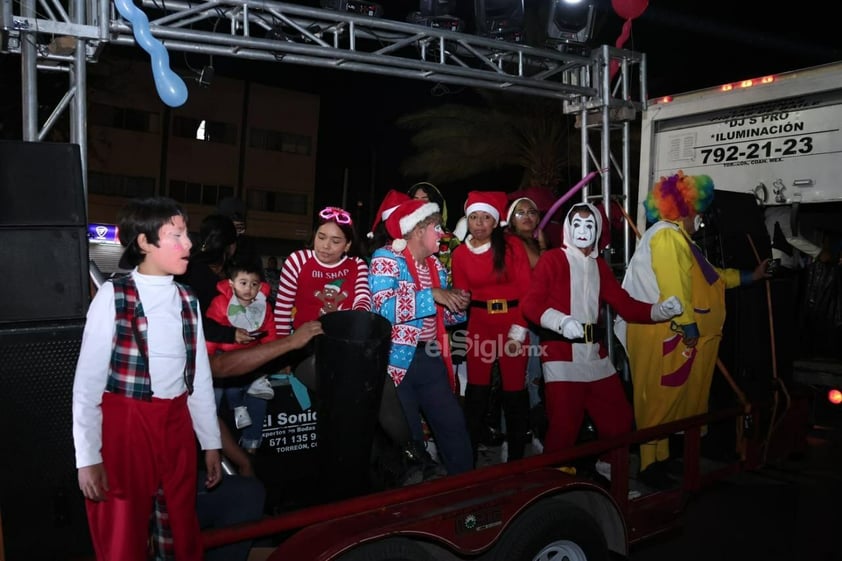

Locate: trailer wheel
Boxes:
[334,537,436,561]
[490,502,609,561]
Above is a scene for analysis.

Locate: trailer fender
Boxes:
[480,498,611,561]
[266,471,626,561]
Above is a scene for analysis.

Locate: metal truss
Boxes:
[2,0,649,98]
[2,0,646,366]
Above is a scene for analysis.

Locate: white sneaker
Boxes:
[425,440,440,464]
[595,460,612,481]
[234,406,252,429]
[246,376,275,400]
[530,434,544,455]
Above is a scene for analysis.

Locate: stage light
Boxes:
[407,0,464,32]
[546,0,595,47]
[320,0,383,18]
[473,0,525,43]
[419,0,455,17]
[828,388,842,406]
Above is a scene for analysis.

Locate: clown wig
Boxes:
[644,170,715,223]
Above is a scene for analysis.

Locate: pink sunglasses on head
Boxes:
[319,206,352,225]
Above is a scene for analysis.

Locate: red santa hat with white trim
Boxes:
[464,190,510,227]
[385,199,440,252]
[368,189,411,239]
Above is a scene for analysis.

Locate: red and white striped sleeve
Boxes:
[351,257,371,311]
[273,250,307,336]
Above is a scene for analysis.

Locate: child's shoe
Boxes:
[234,405,252,429]
[247,375,275,400]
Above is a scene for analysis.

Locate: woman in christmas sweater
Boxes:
[451,190,534,463]
[521,202,682,480]
[273,206,371,338]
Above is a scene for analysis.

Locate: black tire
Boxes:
[490,501,609,561]
[334,537,437,561]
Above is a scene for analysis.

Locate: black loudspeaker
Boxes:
[0,322,93,560]
[0,140,89,324]
[0,140,86,227]
[694,190,771,270]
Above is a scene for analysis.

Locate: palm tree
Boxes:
[396,91,580,193]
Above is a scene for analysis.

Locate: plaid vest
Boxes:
[105,275,198,400]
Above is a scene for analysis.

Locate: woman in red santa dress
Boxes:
[451,191,534,463]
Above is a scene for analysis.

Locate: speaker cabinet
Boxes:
[0,228,89,323]
[0,140,86,227]
[0,322,92,560]
[0,140,89,324]
[694,190,771,270]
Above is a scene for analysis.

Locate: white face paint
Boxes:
[571,213,596,249]
[693,214,704,231]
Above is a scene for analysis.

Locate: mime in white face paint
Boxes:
[571,211,596,251]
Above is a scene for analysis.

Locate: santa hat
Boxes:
[368,189,411,239]
[505,197,538,225]
[464,190,510,227]
[385,199,440,252]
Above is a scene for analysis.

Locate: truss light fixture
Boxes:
[407,0,464,32]
[473,0,525,43]
[320,0,383,18]
[547,0,595,47]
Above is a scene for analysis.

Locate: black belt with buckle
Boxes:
[542,323,605,344]
[470,299,519,315]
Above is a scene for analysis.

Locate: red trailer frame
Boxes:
[203,391,810,560]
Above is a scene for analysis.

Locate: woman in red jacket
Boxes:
[451,191,533,463]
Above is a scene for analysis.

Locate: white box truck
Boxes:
[636,61,842,424]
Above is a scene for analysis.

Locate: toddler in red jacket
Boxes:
[206,259,277,431]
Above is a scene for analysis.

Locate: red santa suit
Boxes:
[451,232,532,390]
[522,202,655,454]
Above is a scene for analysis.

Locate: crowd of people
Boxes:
[72,173,773,560]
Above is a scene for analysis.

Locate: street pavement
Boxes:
[629,427,842,561]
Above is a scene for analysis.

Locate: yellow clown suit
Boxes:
[615,171,762,477]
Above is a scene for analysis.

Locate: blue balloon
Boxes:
[113,0,188,107]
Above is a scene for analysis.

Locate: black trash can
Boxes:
[314,310,392,501]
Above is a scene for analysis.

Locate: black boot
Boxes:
[463,384,491,465]
[502,390,530,461]
[399,440,439,486]
[483,361,504,446]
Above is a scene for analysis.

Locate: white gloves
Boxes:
[560,316,584,339]
[650,296,683,322]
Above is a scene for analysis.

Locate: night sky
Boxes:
[277,0,842,226]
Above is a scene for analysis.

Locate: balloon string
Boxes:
[534,169,605,238]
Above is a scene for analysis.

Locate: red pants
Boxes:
[86,392,201,561]
[464,309,528,391]
[542,375,632,454]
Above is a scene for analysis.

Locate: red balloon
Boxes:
[609,0,648,80]
[611,0,648,21]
